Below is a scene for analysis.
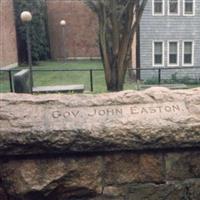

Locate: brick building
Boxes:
[46,0,100,60]
[0,0,136,67]
[0,0,18,68]
[46,0,136,65]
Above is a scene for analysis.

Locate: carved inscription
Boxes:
[51,102,188,122]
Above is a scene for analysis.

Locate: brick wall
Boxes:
[46,0,137,65]
[46,0,100,60]
[0,0,18,68]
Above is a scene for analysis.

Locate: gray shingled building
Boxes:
[139,0,200,81]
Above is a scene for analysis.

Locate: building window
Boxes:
[168,41,179,66]
[153,0,164,16]
[183,0,195,16]
[168,0,180,15]
[153,41,164,66]
[183,41,194,66]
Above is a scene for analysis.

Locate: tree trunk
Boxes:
[105,62,124,92]
[86,0,148,92]
[107,79,124,91]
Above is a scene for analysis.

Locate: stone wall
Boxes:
[0,0,18,68]
[46,0,100,60]
[0,87,200,199]
[0,150,199,200]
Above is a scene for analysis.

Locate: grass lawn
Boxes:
[0,60,199,93]
[32,60,108,93]
[0,60,136,93]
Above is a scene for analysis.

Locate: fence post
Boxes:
[8,70,13,92]
[90,69,93,92]
[158,68,161,84]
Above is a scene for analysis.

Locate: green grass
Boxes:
[0,72,10,92]
[186,84,200,89]
[0,60,107,93]
[0,60,136,93]
[33,60,106,92]
[0,60,199,93]
[32,60,103,70]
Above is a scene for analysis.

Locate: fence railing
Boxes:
[127,66,200,84]
[0,68,104,92]
[0,66,200,93]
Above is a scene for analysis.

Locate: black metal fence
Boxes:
[0,66,200,93]
[127,66,200,85]
[0,68,104,92]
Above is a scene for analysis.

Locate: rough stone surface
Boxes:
[91,197,124,200]
[103,186,126,197]
[0,150,200,199]
[127,180,200,200]
[104,153,140,185]
[104,153,164,185]
[89,196,124,200]
[166,151,200,180]
[0,156,102,200]
[0,87,200,155]
[138,153,165,183]
[0,187,8,200]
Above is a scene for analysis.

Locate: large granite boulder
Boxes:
[0,87,200,155]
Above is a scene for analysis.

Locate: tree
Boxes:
[13,0,50,64]
[85,0,148,91]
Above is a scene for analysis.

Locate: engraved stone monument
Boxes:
[0,87,199,155]
[0,87,200,200]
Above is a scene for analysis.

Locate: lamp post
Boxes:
[60,20,67,62]
[20,11,33,93]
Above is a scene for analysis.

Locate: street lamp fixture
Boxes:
[20,11,33,93]
[20,11,32,22]
[60,20,66,26]
[60,20,67,62]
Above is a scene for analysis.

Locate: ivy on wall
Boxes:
[13,0,50,64]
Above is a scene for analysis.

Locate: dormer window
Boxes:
[153,0,164,16]
[183,0,195,16]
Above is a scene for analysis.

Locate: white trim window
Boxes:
[183,0,195,16]
[168,41,179,66]
[153,41,164,67]
[153,0,164,16]
[182,41,194,66]
[168,0,180,15]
